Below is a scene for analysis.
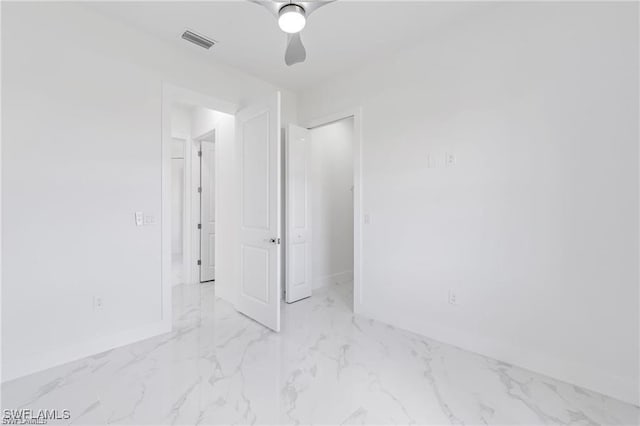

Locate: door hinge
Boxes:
[197,260,201,266]
[197,223,202,229]
[198,150,202,157]
[198,187,202,193]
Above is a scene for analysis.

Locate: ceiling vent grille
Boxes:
[181,30,216,50]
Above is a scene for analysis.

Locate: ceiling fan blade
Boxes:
[248,0,280,17]
[284,33,307,66]
[298,0,336,17]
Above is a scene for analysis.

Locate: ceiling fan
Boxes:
[250,1,335,66]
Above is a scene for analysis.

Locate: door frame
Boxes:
[193,130,216,283]
[162,83,238,324]
[170,136,189,287]
[304,108,363,314]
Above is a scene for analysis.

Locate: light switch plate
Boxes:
[135,212,144,227]
[448,289,458,305]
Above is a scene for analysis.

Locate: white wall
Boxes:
[170,158,184,256]
[171,107,189,263]
[298,2,639,405]
[280,90,299,128]
[171,153,185,257]
[310,118,354,288]
[1,2,291,381]
[171,105,192,140]
[191,107,230,140]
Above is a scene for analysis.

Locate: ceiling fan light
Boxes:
[278,4,306,34]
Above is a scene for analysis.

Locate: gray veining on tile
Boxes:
[2,281,638,425]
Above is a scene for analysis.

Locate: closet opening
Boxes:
[284,115,358,312]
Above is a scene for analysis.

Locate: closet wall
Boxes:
[309,118,355,288]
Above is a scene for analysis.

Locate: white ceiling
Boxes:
[87,1,490,91]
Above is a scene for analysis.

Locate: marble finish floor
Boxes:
[2,282,638,425]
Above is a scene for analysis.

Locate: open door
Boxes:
[200,140,216,282]
[236,92,282,331]
[285,124,312,303]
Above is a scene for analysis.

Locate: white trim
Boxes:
[306,108,358,129]
[171,132,191,142]
[193,127,215,143]
[161,83,173,324]
[2,320,170,383]
[304,108,363,314]
[163,83,238,116]
[181,137,193,285]
[169,137,189,287]
[361,301,639,407]
[189,138,201,284]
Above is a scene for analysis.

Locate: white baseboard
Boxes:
[358,302,639,407]
[313,270,354,290]
[215,281,236,307]
[2,320,171,383]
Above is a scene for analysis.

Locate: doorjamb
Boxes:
[169,135,189,285]
[304,108,364,314]
[193,129,216,284]
[162,83,238,324]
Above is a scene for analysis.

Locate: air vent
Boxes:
[181,30,216,50]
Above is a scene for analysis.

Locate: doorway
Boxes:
[163,83,284,332]
[196,131,216,283]
[310,117,355,300]
[169,103,230,288]
[284,110,362,313]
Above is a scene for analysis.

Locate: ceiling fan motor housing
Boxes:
[278,4,307,33]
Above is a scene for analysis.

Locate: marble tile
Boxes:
[2,282,638,425]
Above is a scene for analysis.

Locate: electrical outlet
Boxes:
[364,213,371,225]
[135,211,144,227]
[445,153,456,167]
[93,296,104,310]
[448,289,458,306]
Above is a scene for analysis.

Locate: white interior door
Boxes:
[200,140,216,282]
[236,92,282,331]
[285,124,312,303]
